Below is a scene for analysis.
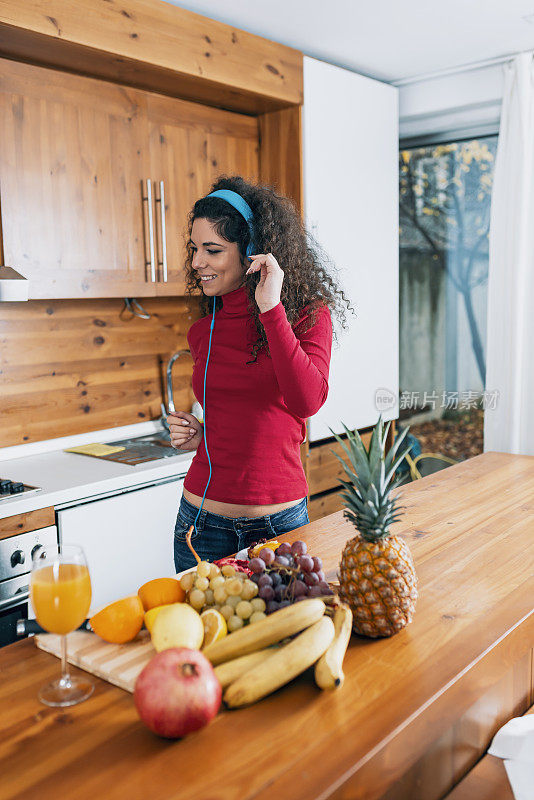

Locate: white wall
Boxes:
[303,57,399,441]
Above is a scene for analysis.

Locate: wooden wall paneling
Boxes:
[258,106,303,210]
[0,0,303,115]
[0,57,154,299]
[0,507,55,539]
[0,297,201,446]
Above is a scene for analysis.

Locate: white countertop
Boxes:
[0,423,194,520]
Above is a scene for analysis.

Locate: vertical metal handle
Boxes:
[146,179,156,283]
[159,180,168,283]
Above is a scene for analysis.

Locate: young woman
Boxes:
[169,175,352,572]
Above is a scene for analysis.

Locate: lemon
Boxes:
[200,608,227,648]
[150,603,204,652]
[144,603,173,633]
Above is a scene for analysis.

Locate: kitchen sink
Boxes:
[102,431,187,465]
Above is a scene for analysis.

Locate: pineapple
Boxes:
[331,415,417,638]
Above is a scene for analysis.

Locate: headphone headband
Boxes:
[205,189,255,257]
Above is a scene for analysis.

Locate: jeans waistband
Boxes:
[179,495,307,531]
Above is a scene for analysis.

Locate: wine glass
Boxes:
[30,543,94,707]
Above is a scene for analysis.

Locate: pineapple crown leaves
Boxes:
[328,415,411,494]
[327,414,412,540]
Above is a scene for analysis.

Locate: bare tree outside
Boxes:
[397,136,497,468]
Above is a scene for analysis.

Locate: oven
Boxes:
[0,526,58,647]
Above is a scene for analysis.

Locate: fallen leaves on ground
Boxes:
[403,407,484,464]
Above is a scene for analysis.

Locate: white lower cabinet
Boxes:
[58,478,183,612]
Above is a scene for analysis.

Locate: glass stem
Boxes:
[60,634,70,687]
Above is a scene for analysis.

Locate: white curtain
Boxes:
[485,52,534,456]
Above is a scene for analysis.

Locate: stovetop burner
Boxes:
[0,478,42,502]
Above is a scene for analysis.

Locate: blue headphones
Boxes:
[206,190,255,258]
[192,190,256,536]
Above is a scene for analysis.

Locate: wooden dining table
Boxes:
[1,451,533,800]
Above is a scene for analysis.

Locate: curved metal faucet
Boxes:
[160,349,190,433]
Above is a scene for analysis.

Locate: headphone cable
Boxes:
[193,295,217,536]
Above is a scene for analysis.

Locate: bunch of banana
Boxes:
[204,598,352,708]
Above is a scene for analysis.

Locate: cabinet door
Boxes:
[147,93,259,294]
[0,58,154,299]
[58,480,182,610]
[303,57,399,441]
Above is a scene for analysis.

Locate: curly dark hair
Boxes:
[184,175,355,362]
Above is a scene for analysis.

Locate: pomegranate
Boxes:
[134,648,221,738]
[214,556,252,576]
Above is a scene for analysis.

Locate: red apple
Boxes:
[134,647,221,738]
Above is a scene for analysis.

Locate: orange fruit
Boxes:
[90,596,144,644]
[144,603,173,633]
[138,577,185,611]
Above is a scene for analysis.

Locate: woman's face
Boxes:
[190,217,245,296]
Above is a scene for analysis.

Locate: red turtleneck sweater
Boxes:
[183,286,332,504]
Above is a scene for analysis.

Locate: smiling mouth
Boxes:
[199,275,217,282]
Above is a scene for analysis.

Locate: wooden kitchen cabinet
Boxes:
[146,92,259,295]
[0,57,155,299]
[0,57,260,299]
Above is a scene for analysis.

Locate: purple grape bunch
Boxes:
[248,540,333,614]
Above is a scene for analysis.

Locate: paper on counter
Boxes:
[65,443,126,457]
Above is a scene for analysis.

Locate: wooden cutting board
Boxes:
[35,631,155,692]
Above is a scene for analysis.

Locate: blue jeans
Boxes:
[173,495,310,573]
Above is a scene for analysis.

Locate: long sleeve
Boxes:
[258,302,332,418]
[185,286,322,503]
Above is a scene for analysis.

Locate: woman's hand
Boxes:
[167,411,203,451]
[245,252,284,314]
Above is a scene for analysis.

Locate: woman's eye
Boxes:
[190,247,220,255]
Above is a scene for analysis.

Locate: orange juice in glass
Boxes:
[31,544,94,707]
[32,563,91,634]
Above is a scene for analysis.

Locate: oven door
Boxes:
[0,575,29,648]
